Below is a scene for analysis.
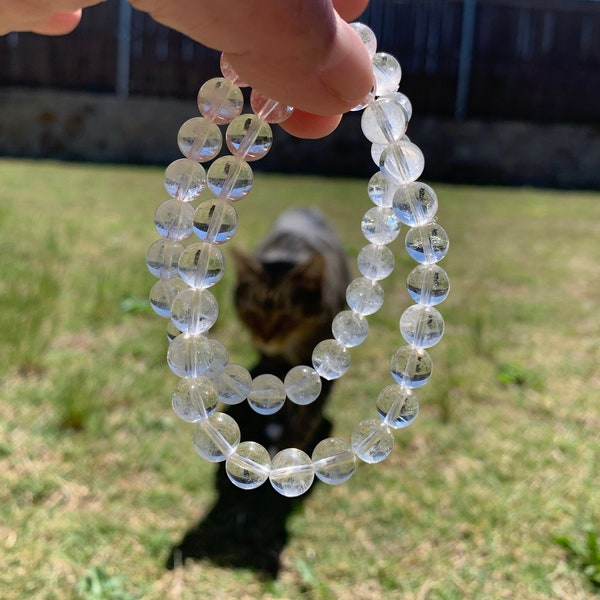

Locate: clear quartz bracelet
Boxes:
[146,23,450,497]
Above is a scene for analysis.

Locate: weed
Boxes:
[554,526,600,590]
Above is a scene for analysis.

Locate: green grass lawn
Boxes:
[0,158,598,599]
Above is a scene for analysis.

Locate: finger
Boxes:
[279,110,343,139]
[332,0,370,22]
[30,10,83,35]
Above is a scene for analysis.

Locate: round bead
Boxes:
[167,333,213,378]
[361,206,401,245]
[250,90,294,123]
[269,448,314,497]
[406,264,450,306]
[248,374,286,415]
[351,419,394,464]
[219,53,249,87]
[361,95,408,144]
[164,158,206,201]
[213,363,252,405]
[376,384,419,429]
[226,442,271,490]
[193,412,240,462]
[172,376,218,422]
[393,182,438,226]
[346,277,384,316]
[350,22,377,57]
[405,223,450,264]
[197,77,244,124]
[312,438,357,485]
[367,171,399,208]
[149,277,187,318]
[226,114,273,161]
[312,339,351,381]
[284,366,322,406]
[357,244,395,280]
[332,310,368,347]
[380,141,425,184]
[177,117,222,162]
[154,199,195,240]
[146,238,184,279]
[166,320,182,342]
[170,288,218,336]
[178,242,225,289]
[207,156,253,200]
[390,345,433,388]
[206,338,229,378]
[372,52,402,95]
[400,304,445,348]
[193,199,238,244]
[393,91,413,121]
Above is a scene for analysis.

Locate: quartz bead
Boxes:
[213,363,252,405]
[361,206,401,245]
[346,277,384,316]
[207,156,253,200]
[400,304,445,348]
[372,52,402,95]
[197,77,244,124]
[350,22,377,57]
[146,239,184,279]
[226,114,273,161]
[269,448,314,497]
[405,223,449,264]
[219,54,249,87]
[394,92,413,121]
[406,264,450,306]
[193,199,238,244]
[380,141,425,184]
[154,199,195,240]
[361,95,408,144]
[193,412,240,462]
[166,319,182,342]
[312,438,357,484]
[167,333,214,378]
[164,158,206,201]
[393,181,438,226]
[248,374,286,415]
[284,366,322,405]
[170,288,218,336]
[149,277,187,318]
[178,242,225,289]
[357,244,395,280]
[390,345,433,388]
[250,90,294,123]
[351,419,394,464]
[377,384,419,429]
[177,117,222,162]
[206,338,229,378]
[172,376,218,422]
[312,339,351,380]
[367,171,399,208]
[226,441,271,489]
[332,310,368,347]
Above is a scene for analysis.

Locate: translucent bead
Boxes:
[213,363,252,405]
[250,90,294,123]
[154,199,195,240]
[393,91,413,121]
[405,223,449,264]
[357,244,395,280]
[380,141,425,184]
[193,199,238,244]
[284,366,322,405]
[376,384,419,429]
[346,277,384,316]
[167,333,213,378]
[393,181,438,226]
[219,53,249,87]
[371,143,386,166]
[350,22,377,57]
[406,264,450,306]
[372,52,402,95]
[248,374,286,415]
[172,376,218,422]
[164,158,206,201]
[207,156,253,200]
[332,310,368,347]
[226,441,271,490]
[193,412,240,462]
[149,277,187,318]
[351,419,394,464]
[269,448,314,497]
[361,206,401,245]
[166,320,182,342]
[312,339,351,381]
[177,117,222,162]
[367,171,399,208]
[178,242,225,289]
[170,288,219,335]
[312,438,357,485]
[390,345,433,388]
[146,239,184,279]
[197,77,244,124]
[361,95,408,144]
[400,304,445,348]
[226,114,273,161]
[206,339,229,378]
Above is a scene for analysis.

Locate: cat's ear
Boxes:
[229,247,264,281]
[288,253,326,287]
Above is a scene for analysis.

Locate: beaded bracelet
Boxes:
[146,23,450,497]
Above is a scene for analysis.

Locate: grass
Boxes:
[0,158,599,599]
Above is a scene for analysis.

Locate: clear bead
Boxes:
[312,339,351,381]
[206,338,229,378]
[226,114,273,161]
[166,320,182,342]
[332,310,368,347]
[393,91,413,121]
[193,199,238,244]
[197,77,244,124]
[213,363,252,405]
[170,288,218,335]
[172,376,218,422]
[178,242,225,289]
[312,438,357,485]
[357,244,395,280]
[361,206,401,245]
[371,143,386,166]
[219,53,249,87]
[177,117,222,162]
[149,277,187,318]
[351,419,394,464]
[390,345,433,388]
[226,441,271,490]
[367,171,399,208]
[350,22,377,57]
[154,199,195,240]
[146,239,184,279]
[400,304,445,348]
[207,156,253,200]
[346,277,384,316]
[372,52,402,96]
[407,264,450,306]
[284,366,322,405]
[193,412,240,462]
[248,374,286,415]
[269,448,314,497]
[167,333,214,378]
[377,384,419,429]
[380,141,425,184]
[361,95,408,144]
[164,158,206,201]
[393,181,438,226]
[250,90,294,123]
[405,223,449,264]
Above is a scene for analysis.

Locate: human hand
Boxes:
[128,0,374,139]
